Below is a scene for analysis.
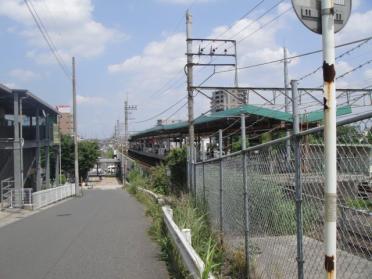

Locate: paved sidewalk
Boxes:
[0,186,168,279]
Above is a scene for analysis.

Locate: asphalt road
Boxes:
[0,187,169,279]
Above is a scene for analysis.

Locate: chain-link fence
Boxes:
[194,113,372,278]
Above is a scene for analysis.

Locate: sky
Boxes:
[0,0,371,139]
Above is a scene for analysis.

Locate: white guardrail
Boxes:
[162,206,216,279]
[32,184,75,210]
[131,186,215,278]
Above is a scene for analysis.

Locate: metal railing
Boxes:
[192,112,372,278]
[1,178,14,209]
[32,184,75,210]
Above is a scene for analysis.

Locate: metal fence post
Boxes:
[202,162,206,204]
[193,161,197,199]
[241,113,250,278]
[187,146,191,193]
[292,80,304,279]
[219,129,223,238]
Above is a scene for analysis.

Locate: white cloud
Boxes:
[0,0,125,63]
[76,95,106,105]
[336,9,372,43]
[107,6,296,128]
[364,69,372,80]
[9,68,40,81]
[108,33,185,75]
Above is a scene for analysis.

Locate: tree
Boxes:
[61,135,74,177]
[60,135,100,181]
[337,125,361,144]
[231,136,250,152]
[78,140,100,180]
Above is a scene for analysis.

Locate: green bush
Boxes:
[231,136,250,152]
[59,174,66,185]
[149,165,170,195]
[165,147,187,194]
[249,179,319,236]
[249,180,297,235]
[347,198,372,211]
[127,167,148,194]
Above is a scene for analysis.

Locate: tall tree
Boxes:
[60,135,100,181]
[78,140,100,180]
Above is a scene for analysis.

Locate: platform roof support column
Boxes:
[45,114,50,188]
[35,108,42,191]
[13,91,22,207]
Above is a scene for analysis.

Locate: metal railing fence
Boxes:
[1,178,14,208]
[32,184,75,210]
[193,112,372,278]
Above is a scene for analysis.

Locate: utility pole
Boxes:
[321,0,337,277]
[124,100,128,152]
[122,100,136,184]
[284,47,291,162]
[124,99,137,153]
[72,57,80,195]
[186,10,194,192]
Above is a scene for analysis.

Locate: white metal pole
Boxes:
[219,129,223,157]
[241,113,246,150]
[321,1,337,278]
[72,57,80,195]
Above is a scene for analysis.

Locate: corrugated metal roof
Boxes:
[131,104,352,139]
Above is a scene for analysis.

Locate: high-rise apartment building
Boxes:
[210,89,246,112]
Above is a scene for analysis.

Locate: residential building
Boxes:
[210,89,246,112]
[56,105,73,135]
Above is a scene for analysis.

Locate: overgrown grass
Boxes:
[126,168,224,278]
[126,166,261,278]
[126,169,188,278]
[172,196,223,276]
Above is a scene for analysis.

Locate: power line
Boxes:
[226,0,286,43]
[149,72,186,98]
[298,37,372,81]
[203,0,266,50]
[214,35,372,74]
[165,101,188,122]
[193,0,273,84]
[336,58,372,80]
[134,96,187,124]
[23,0,71,79]
[236,6,292,45]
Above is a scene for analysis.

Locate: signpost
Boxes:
[292,0,351,34]
[291,1,352,278]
